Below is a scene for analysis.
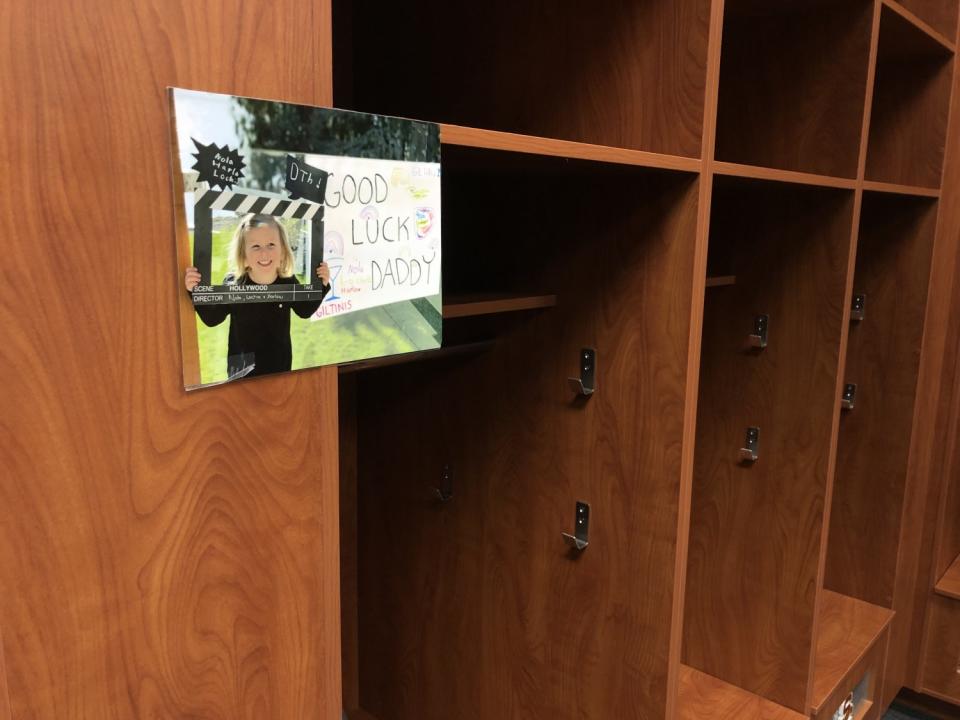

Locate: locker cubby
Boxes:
[683,177,855,713]
[865,4,955,188]
[339,148,701,720]
[825,193,938,608]
[332,0,711,157]
[714,0,874,178]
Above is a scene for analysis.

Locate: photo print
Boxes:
[168,89,442,389]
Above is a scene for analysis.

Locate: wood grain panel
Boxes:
[684,178,855,712]
[355,161,700,720]
[677,665,808,720]
[0,1,341,718]
[714,0,874,177]
[335,0,710,157]
[825,195,938,607]
[865,6,954,187]
[921,597,960,702]
[811,592,893,716]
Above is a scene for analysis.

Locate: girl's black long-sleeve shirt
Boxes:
[194,275,329,379]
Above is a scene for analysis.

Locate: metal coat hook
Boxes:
[562,501,591,551]
[749,314,769,349]
[739,426,760,463]
[568,348,596,397]
[851,294,866,322]
[434,464,454,502]
[841,383,857,411]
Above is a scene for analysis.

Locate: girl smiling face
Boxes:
[242,225,283,284]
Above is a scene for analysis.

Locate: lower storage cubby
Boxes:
[339,153,701,720]
[810,591,892,720]
[921,595,960,703]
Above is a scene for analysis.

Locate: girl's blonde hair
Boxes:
[230,214,296,281]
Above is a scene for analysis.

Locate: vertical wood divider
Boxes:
[805,1,883,713]
[340,375,360,712]
[0,624,9,720]
[667,0,725,717]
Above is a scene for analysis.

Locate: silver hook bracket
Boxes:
[841,383,857,411]
[749,314,769,349]
[561,501,590,551]
[434,464,453,502]
[568,348,596,396]
[851,294,866,322]
[739,426,760,463]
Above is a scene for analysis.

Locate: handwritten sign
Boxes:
[286,155,330,204]
[309,153,441,319]
[191,138,245,190]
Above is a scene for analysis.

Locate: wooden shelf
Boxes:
[442,293,557,319]
[440,124,701,173]
[705,275,737,288]
[677,665,807,720]
[338,340,494,374]
[882,0,957,54]
[714,161,858,189]
[934,553,960,599]
[862,180,941,196]
[811,591,894,714]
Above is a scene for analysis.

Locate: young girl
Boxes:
[184,213,331,380]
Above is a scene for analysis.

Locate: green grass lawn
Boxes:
[193,229,440,384]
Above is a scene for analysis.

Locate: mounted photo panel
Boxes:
[169,89,442,390]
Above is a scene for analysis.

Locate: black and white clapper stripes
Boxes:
[194,187,324,221]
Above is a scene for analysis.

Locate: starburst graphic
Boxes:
[191,138,246,190]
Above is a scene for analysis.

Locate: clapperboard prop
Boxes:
[189,186,327,306]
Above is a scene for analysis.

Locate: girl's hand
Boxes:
[184,266,201,292]
[316,262,331,287]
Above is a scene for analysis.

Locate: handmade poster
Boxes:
[168,89,442,390]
